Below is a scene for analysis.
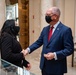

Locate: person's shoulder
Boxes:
[41,25,50,32]
[0,32,13,44]
[45,25,50,28]
[3,32,11,37]
[43,25,50,29]
[60,22,71,30]
[2,32,12,39]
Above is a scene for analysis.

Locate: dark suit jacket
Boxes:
[1,33,29,68]
[29,22,74,74]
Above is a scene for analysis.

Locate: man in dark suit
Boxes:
[22,7,74,75]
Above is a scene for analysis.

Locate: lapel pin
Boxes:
[57,28,59,30]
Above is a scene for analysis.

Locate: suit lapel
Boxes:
[48,22,62,44]
[45,25,50,44]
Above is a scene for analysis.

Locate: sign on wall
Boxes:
[6,4,18,20]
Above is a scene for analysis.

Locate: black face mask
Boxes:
[11,26,20,36]
[45,16,53,23]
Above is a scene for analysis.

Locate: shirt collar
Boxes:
[50,21,60,29]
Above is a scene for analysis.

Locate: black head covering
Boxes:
[1,19,15,35]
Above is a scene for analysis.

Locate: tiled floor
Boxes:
[65,64,76,75]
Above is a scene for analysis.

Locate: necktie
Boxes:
[48,26,54,41]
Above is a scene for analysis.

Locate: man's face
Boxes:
[46,9,58,22]
[45,9,56,24]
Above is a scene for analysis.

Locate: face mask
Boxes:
[11,26,20,36]
[45,16,53,23]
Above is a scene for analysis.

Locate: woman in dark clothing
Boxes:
[0,19,31,69]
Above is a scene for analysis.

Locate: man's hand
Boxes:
[21,49,29,57]
[44,52,55,60]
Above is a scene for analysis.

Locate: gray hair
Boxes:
[51,7,61,17]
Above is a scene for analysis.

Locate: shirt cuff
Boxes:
[54,52,57,60]
[26,48,30,53]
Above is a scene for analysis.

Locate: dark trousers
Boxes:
[42,70,64,75]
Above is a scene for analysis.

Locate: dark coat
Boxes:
[1,32,29,68]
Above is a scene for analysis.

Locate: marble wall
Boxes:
[0,0,6,30]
